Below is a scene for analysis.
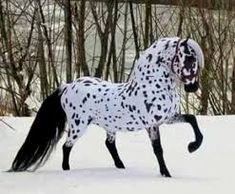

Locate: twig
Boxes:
[0,118,16,131]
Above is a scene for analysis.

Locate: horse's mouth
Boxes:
[184,81,199,93]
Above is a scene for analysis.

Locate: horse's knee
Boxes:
[184,114,196,123]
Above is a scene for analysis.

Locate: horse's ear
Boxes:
[182,36,190,44]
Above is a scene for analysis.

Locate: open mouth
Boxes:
[184,81,199,93]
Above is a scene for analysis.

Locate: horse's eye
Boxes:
[184,55,196,69]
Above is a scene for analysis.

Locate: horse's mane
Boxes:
[187,38,205,69]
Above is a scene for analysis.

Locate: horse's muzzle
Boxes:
[184,81,199,93]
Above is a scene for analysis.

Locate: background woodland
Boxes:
[0,0,234,116]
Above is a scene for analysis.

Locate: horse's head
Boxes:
[171,38,204,93]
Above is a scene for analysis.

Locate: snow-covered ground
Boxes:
[0,116,235,194]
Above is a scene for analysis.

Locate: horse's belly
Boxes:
[92,113,144,133]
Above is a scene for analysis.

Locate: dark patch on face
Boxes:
[73,135,78,140]
[184,55,196,70]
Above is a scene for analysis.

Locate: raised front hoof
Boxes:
[160,168,171,178]
[115,161,125,169]
[188,139,203,153]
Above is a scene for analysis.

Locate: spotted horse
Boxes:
[10,37,204,177]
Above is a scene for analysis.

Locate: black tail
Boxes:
[10,88,66,172]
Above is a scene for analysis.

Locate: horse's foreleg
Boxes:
[147,126,171,177]
[183,114,203,153]
[173,114,203,153]
[105,132,125,169]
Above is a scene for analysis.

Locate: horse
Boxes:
[10,37,204,177]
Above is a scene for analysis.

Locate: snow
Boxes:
[0,116,235,194]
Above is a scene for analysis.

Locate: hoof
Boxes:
[62,163,70,171]
[188,141,201,153]
[160,169,171,178]
[115,161,125,169]
[188,134,203,153]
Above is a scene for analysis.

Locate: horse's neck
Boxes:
[130,55,176,88]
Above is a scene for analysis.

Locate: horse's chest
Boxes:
[139,89,180,126]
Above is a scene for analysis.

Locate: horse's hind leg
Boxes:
[147,126,171,177]
[62,142,72,170]
[62,122,88,170]
[105,132,125,169]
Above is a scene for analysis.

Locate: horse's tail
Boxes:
[10,88,66,172]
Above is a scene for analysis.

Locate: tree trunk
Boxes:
[75,0,90,77]
[231,61,235,113]
[64,0,73,82]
